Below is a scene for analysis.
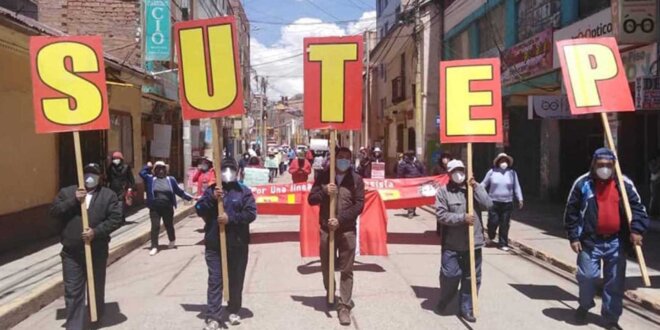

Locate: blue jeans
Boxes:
[576,236,626,323]
[438,248,482,315]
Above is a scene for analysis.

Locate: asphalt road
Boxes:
[14,207,660,330]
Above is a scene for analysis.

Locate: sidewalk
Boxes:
[0,200,195,329]
[506,201,660,314]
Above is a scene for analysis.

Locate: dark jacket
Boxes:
[308,170,365,232]
[436,182,492,251]
[50,186,123,250]
[195,183,257,251]
[431,164,448,176]
[106,163,136,198]
[564,172,648,250]
[357,159,372,178]
[397,159,425,178]
[139,165,193,209]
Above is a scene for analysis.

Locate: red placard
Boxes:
[175,17,244,120]
[29,36,109,133]
[439,58,503,144]
[304,36,363,130]
[556,37,634,115]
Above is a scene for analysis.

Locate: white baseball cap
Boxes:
[154,161,167,168]
[447,159,465,172]
[374,147,382,153]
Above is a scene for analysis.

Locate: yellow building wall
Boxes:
[108,84,144,173]
[0,25,59,215]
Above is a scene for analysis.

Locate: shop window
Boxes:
[478,4,505,54]
[448,30,469,60]
[517,0,561,41]
[109,111,134,166]
[579,0,610,19]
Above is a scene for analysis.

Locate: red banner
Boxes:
[174,17,244,120]
[300,190,388,257]
[303,36,363,130]
[29,36,109,134]
[249,175,449,214]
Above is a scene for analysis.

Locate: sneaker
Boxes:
[574,307,588,324]
[338,308,351,326]
[499,246,511,252]
[228,314,240,325]
[149,248,158,256]
[606,323,623,330]
[459,312,477,323]
[203,320,221,330]
[168,241,176,249]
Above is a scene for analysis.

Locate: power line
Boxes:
[252,52,304,67]
[303,0,343,21]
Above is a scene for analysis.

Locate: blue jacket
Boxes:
[139,166,193,209]
[564,172,648,249]
[195,182,257,251]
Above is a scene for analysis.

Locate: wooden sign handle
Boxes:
[328,130,337,304]
[467,142,479,316]
[600,113,651,287]
[73,132,98,322]
[211,119,231,301]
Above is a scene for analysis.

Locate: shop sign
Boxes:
[612,0,657,44]
[553,8,613,68]
[502,28,554,85]
[635,76,660,110]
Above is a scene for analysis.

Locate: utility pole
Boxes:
[261,77,268,155]
[414,0,424,160]
[364,31,371,148]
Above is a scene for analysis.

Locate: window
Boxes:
[448,30,469,60]
[478,4,505,54]
[579,0,609,19]
[517,0,560,41]
[109,111,134,166]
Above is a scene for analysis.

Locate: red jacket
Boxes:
[289,158,312,183]
[192,168,216,198]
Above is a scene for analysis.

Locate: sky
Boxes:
[244,0,377,99]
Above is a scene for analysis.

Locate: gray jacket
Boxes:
[435,182,493,251]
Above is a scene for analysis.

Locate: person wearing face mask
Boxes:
[397,150,426,218]
[356,148,373,178]
[480,153,523,251]
[564,148,648,330]
[192,157,217,198]
[140,161,194,256]
[289,150,312,183]
[238,153,250,181]
[434,160,492,323]
[195,158,257,329]
[106,151,136,223]
[50,163,123,330]
[308,147,365,326]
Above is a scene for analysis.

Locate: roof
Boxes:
[0,6,151,79]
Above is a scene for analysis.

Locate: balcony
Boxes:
[391,76,406,104]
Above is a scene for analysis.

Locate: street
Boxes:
[14,206,660,329]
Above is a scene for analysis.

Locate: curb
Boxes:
[0,205,196,329]
[508,237,660,316]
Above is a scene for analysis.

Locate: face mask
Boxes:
[221,168,237,183]
[112,159,121,165]
[84,174,99,189]
[200,164,209,172]
[451,171,466,184]
[337,159,351,172]
[596,167,613,180]
[499,162,509,170]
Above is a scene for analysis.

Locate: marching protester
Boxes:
[481,153,523,251]
[265,152,279,183]
[432,152,453,176]
[435,160,492,323]
[195,158,257,329]
[564,148,648,330]
[50,163,123,330]
[356,147,373,178]
[312,150,327,181]
[372,147,384,163]
[238,152,250,181]
[140,161,193,256]
[192,157,216,199]
[289,150,312,183]
[246,156,263,168]
[308,147,365,326]
[397,150,426,218]
[106,151,136,223]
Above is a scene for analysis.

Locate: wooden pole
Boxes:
[328,130,337,304]
[600,113,651,287]
[211,119,231,300]
[73,132,98,322]
[466,142,479,316]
